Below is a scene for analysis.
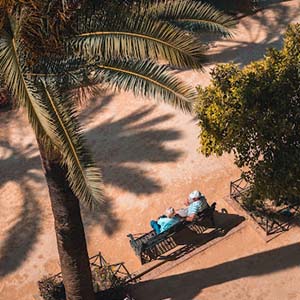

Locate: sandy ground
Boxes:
[0,1,300,300]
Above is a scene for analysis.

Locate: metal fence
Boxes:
[230,177,300,235]
[38,252,133,300]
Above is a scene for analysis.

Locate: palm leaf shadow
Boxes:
[83,103,183,195]
[206,3,299,66]
[0,183,42,278]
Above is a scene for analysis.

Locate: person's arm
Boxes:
[175,213,184,220]
[184,198,189,206]
[186,201,201,222]
[186,214,196,222]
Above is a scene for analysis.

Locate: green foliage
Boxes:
[38,276,66,300]
[39,255,129,300]
[70,12,207,69]
[195,24,300,204]
[92,58,196,112]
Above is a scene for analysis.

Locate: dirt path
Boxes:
[0,1,299,299]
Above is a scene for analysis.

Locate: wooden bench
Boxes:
[127,203,216,264]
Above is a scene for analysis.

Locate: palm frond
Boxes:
[0,24,103,208]
[90,58,196,112]
[0,29,53,145]
[62,71,106,106]
[40,79,104,208]
[26,56,106,106]
[68,84,105,106]
[140,0,236,36]
[68,12,206,69]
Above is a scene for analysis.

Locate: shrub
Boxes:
[195,24,300,204]
[38,276,65,300]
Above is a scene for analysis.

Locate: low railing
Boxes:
[38,252,133,300]
[230,177,251,201]
[230,177,300,235]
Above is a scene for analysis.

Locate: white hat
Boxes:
[189,190,202,202]
[165,207,175,218]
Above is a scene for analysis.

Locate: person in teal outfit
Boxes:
[150,207,180,234]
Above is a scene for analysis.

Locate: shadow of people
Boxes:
[151,211,246,263]
[173,211,245,246]
[128,211,245,265]
[131,242,300,300]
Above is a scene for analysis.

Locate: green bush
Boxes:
[39,265,128,300]
[38,277,65,300]
[195,24,300,204]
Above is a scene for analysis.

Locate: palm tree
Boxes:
[0,1,234,299]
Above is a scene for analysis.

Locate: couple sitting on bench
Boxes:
[150,190,208,234]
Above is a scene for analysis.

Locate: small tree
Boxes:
[195,24,300,205]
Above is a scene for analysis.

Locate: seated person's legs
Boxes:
[151,207,181,234]
[150,220,161,234]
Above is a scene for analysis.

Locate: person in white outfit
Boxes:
[177,190,208,222]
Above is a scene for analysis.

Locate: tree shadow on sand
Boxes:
[80,96,183,235]
[205,2,299,67]
[131,241,300,300]
[82,99,183,195]
[0,182,42,278]
[0,141,42,188]
[0,125,119,278]
[0,93,183,275]
[0,141,43,277]
[80,194,121,236]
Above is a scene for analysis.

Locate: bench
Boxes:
[127,202,216,264]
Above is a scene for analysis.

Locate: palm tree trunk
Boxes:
[38,142,95,300]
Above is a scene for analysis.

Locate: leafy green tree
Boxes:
[0,1,234,299]
[196,24,300,205]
